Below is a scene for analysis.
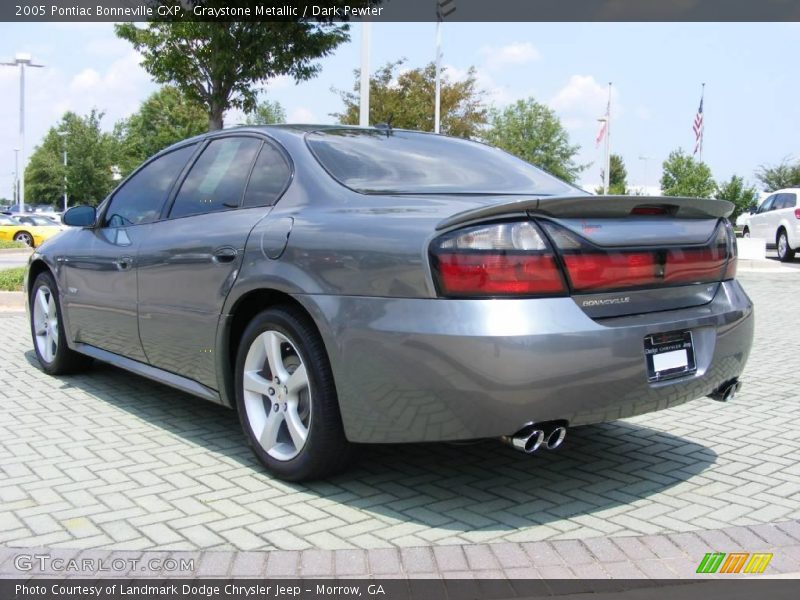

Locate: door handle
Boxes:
[212,247,238,264]
[114,257,133,271]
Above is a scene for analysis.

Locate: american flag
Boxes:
[693,96,704,155]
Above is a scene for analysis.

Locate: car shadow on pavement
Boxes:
[26,351,717,535]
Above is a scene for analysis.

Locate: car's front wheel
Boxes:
[29,271,92,375]
[235,306,353,481]
[742,227,750,238]
[777,230,795,262]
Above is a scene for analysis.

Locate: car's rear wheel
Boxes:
[777,230,795,262]
[14,231,33,247]
[30,271,92,375]
[742,227,750,238]
[235,306,353,481]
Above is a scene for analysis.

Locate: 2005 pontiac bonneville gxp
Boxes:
[26,126,753,480]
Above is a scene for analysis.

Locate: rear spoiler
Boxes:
[436,195,734,231]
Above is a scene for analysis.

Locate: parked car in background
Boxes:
[25,126,753,481]
[740,188,800,261]
[0,214,63,247]
[16,214,65,230]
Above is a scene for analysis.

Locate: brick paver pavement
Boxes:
[1,271,799,577]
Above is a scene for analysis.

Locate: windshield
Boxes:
[27,216,58,226]
[306,129,578,196]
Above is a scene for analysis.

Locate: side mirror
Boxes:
[63,205,97,227]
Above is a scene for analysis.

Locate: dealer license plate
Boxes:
[644,330,696,382]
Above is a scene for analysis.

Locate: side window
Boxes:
[242,143,291,208]
[758,195,775,214]
[104,144,196,228]
[169,137,261,219]
[775,193,796,210]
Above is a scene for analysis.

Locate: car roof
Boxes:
[156,124,411,157]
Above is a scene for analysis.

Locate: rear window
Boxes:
[306,129,577,195]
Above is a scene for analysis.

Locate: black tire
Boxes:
[235,306,353,481]
[29,271,93,375]
[15,231,34,247]
[777,230,796,262]
[742,227,750,238]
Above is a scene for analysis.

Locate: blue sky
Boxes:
[1,21,797,200]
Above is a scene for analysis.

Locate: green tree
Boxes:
[594,154,628,195]
[332,59,488,138]
[755,158,800,191]
[114,86,207,175]
[25,111,116,207]
[116,8,355,130]
[715,175,758,222]
[245,99,287,125]
[660,149,716,198]
[483,98,586,184]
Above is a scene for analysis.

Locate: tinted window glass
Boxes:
[104,144,196,227]
[776,193,797,209]
[0,215,16,225]
[307,129,578,195]
[758,195,775,213]
[170,137,261,219]
[242,143,291,207]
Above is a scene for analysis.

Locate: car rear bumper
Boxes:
[298,280,753,443]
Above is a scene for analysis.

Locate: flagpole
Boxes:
[359,22,371,127]
[698,82,705,163]
[434,19,442,133]
[604,82,612,195]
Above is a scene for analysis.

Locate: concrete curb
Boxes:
[1,521,798,579]
[0,248,32,255]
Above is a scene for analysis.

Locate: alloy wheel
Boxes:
[15,232,33,247]
[778,232,788,259]
[32,286,58,363]
[242,330,311,461]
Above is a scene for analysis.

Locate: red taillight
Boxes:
[434,253,565,295]
[563,252,657,291]
[664,248,726,284]
[431,219,737,298]
[430,221,566,297]
[795,208,800,219]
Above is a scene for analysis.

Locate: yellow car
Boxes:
[0,214,64,247]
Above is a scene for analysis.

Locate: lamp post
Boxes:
[56,130,68,212]
[13,148,20,205]
[1,53,45,214]
[638,155,651,195]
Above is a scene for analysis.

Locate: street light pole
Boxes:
[13,148,20,205]
[57,131,68,212]
[1,53,45,214]
[638,155,650,195]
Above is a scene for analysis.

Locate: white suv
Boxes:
[741,188,800,262]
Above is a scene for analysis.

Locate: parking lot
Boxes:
[0,270,799,577]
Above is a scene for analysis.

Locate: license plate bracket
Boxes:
[644,330,696,382]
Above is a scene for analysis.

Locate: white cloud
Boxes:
[480,42,541,71]
[549,75,620,130]
[444,63,529,107]
[70,68,101,92]
[287,107,316,123]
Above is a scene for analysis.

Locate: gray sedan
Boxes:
[25,126,753,480]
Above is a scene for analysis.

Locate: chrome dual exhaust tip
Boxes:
[545,426,567,450]
[502,422,567,454]
[708,379,742,402]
